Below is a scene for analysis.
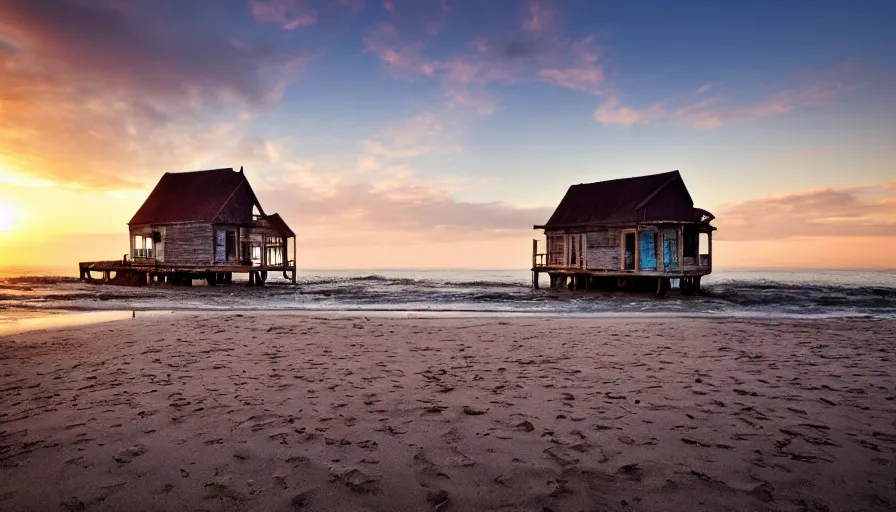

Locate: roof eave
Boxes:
[535,219,714,230]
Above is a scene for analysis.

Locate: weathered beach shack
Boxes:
[79,167,297,286]
[532,170,715,295]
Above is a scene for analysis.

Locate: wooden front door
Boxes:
[639,231,658,271]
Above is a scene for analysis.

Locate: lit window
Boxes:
[133,235,154,258]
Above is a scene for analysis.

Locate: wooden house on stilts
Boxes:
[79,167,297,286]
[532,171,715,295]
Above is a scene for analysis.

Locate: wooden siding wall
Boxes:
[163,223,213,265]
[585,228,622,270]
[544,225,691,273]
[155,226,166,263]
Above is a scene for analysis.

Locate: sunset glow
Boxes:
[0,0,894,270]
[0,199,16,232]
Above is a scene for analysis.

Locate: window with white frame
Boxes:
[133,235,153,258]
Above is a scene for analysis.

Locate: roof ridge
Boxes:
[166,167,235,175]
[572,169,679,187]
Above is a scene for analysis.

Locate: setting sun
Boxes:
[0,200,17,232]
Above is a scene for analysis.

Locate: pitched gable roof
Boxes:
[264,213,296,238]
[538,170,699,228]
[129,168,259,226]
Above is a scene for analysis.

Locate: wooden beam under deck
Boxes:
[78,260,296,288]
[79,261,291,273]
[531,266,711,278]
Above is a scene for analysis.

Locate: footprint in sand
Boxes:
[113,444,147,463]
[328,466,381,495]
[426,489,450,511]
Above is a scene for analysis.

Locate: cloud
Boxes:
[593,97,662,126]
[593,83,848,130]
[220,130,551,249]
[674,84,851,129]
[522,1,556,34]
[249,0,365,29]
[250,0,317,29]
[263,179,553,245]
[363,0,608,105]
[363,22,426,73]
[443,87,499,115]
[595,69,851,130]
[693,82,718,95]
[539,67,604,94]
[715,182,896,241]
[361,111,464,160]
[0,0,305,106]
[0,0,315,188]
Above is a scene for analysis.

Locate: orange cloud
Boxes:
[715,182,896,241]
[264,180,552,246]
[714,237,896,270]
[0,0,314,188]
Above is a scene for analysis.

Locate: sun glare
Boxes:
[0,199,17,232]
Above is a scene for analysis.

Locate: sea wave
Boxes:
[1,271,894,318]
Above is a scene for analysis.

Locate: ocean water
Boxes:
[1,268,894,319]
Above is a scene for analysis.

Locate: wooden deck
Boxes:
[78,260,296,286]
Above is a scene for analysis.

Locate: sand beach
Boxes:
[0,313,894,511]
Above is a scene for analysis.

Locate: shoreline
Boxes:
[1,314,894,511]
[2,307,892,337]
[3,269,896,323]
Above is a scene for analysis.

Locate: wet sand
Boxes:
[1,314,894,511]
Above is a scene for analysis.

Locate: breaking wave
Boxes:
[1,270,894,318]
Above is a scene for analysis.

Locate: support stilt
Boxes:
[656,277,670,297]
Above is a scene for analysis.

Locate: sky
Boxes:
[0,0,894,270]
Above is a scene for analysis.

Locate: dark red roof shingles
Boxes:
[264,213,296,238]
[539,170,701,228]
[129,168,254,226]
